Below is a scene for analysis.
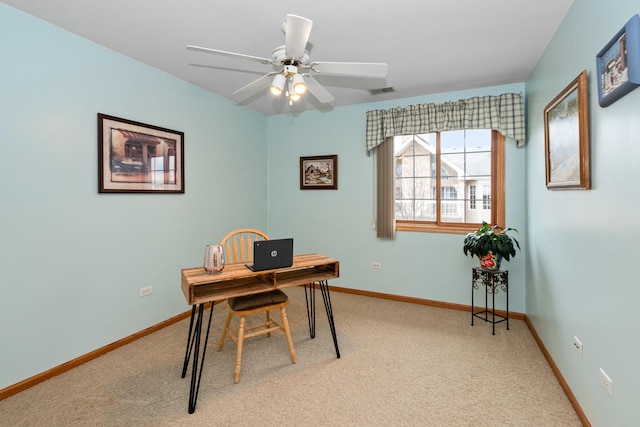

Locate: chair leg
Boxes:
[280,307,297,364]
[266,310,272,337]
[218,310,233,352]
[234,315,246,384]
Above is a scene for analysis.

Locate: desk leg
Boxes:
[181,303,214,414]
[181,305,197,378]
[318,280,341,359]
[304,282,341,359]
[304,284,316,339]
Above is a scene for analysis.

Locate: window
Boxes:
[393,130,505,233]
[469,185,477,210]
[441,186,458,217]
[124,142,143,162]
[482,184,491,210]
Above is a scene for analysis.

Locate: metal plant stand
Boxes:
[471,267,509,335]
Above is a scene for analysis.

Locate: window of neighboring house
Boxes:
[441,186,458,218]
[469,185,477,210]
[482,184,491,210]
[393,129,505,234]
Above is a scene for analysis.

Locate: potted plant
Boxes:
[463,221,520,270]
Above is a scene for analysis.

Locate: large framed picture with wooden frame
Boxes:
[543,70,590,190]
[98,113,184,193]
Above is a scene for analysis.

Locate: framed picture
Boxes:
[300,155,338,190]
[596,14,640,107]
[98,113,184,193]
[544,70,590,190]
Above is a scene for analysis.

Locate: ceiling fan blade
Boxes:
[311,61,388,78]
[233,72,278,95]
[186,45,274,65]
[285,14,313,59]
[303,75,335,104]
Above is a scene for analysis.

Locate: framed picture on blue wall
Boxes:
[98,114,185,193]
[300,155,338,190]
[544,70,590,190]
[596,14,640,107]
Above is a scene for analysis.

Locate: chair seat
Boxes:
[229,289,288,311]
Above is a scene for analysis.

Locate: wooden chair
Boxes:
[217,228,297,383]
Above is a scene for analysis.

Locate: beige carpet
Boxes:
[0,286,582,426]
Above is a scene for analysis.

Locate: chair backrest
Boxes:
[219,228,270,264]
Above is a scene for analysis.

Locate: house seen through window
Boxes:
[393,129,505,233]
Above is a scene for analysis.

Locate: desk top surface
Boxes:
[182,253,338,285]
[181,253,339,304]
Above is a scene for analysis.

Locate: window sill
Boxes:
[396,221,479,235]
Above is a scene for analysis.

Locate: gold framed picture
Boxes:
[543,70,590,190]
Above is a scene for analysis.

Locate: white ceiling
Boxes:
[3,0,574,115]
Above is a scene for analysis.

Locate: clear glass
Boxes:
[203,244,225,274]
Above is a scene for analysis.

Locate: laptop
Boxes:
[245,238,294,271]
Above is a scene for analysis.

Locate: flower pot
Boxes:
[479,251,502,270]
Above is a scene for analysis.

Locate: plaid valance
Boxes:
[365,93,525,154]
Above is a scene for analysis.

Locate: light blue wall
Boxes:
[526,1,640,425]
[3,2,633,424]
[0,4,267,390]
[267,83,526,310]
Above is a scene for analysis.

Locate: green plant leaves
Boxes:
[463,221,520,261]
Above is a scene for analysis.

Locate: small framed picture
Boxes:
[98,114,184,193]
[596,14,640,107]
[543,70,590,190]
[300,155,338,190]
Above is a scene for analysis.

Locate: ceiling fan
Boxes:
[186,14,388,106]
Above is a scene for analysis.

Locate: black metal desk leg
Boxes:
[304,283,316,338]
[181,305,197,378]
[318,280,340,359]
[183,302,214,414]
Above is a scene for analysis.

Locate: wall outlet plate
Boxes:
[139,286,153,297]
[599,368,612,397]
[573,336,583,357]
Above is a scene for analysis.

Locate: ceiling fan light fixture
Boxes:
[270,74,286,96]
[292,73,306,95]
[287,80,301,102]
[188,14,388,110]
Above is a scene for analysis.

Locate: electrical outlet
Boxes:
[139,286,153,297]
[599,368,612,397]
[371,262,381,269]
[573,336,583,358]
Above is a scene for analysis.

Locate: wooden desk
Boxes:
[180,253,340,414]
